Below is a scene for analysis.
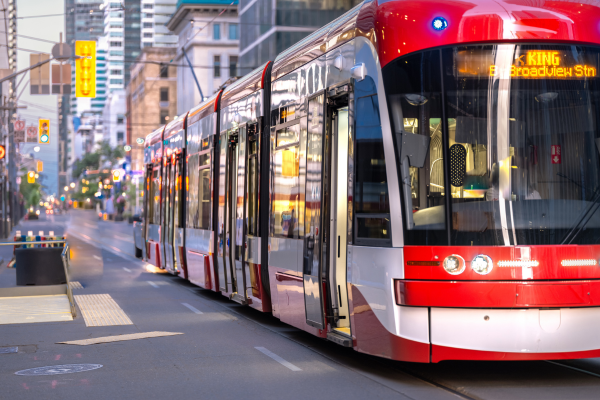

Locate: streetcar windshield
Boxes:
[384,45,600,246]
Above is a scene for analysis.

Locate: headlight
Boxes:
[443,255,465,275]
[471,255,493,275]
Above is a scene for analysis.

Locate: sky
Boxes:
[15,0,64,196]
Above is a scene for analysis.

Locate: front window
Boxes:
[384,44,600,246]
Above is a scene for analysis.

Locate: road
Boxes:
[2,210,600,399]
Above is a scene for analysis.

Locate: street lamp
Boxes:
[64,186,69,191]
[70,182,75,188]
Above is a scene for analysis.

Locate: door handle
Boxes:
[338,236,340,258]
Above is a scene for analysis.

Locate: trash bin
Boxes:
[15,248,66,286]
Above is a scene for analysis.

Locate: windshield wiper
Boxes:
[561,184,600,244]
[557,173,583,188]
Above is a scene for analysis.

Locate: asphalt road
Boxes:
[2,210,600,399]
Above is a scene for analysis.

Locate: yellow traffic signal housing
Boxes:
[27,171,35,183]
[37,160,43,172]
[112,170,120,182]
[75,41,96,98]
[38,119,50,144]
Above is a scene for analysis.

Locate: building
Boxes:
[142,0,178,48]
[127,47,177,171]
[238,0,361,74]
[166,0,239,115]
[102,90,127,147]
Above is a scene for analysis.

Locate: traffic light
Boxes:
[38,119,50,144]
[27,171,35,183]
[75,41,96,98]
[112,170,121,182]
[37,160,43,172]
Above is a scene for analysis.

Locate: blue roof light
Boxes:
[432,17,448,31]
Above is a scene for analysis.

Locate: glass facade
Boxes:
[239,0,361,74]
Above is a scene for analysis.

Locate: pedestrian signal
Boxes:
[37,160,43,172]
[112,170,120,182]
[38,119,50,144]
[27,171,35,183]
[75,41,96,98]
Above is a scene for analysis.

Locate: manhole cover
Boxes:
[0,347,17,354]
[15,364,103,376]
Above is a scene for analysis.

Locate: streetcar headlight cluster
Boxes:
[443,255,465,275]
[442,254,493,275]
[471,255,493,275]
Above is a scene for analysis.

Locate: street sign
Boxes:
[51,42,72,61]
[0,145,5,160]
[14,130,24,143]
[52,64,71,95]
[30,53,50,95]
[14,120,25,130]
[38,119,50,144]
[26,126,37,143]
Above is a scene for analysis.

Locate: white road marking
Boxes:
[254,347,302,371]
[147,281,159,288]
[93,255,102,260]
[123,267,132,272]
[181,303,203,314]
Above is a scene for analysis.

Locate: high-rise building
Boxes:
[63,0,104,191]
[238,0,361,74]
[167,0,239,115]
[124,0,142,86]
[141,0,178,48]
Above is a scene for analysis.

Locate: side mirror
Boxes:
[449,144,467,187]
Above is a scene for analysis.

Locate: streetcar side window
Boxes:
[354,85,391,245]
[187,151,212,230]
[150,168,161,224]
[272,125,301,239]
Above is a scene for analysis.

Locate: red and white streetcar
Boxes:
[133,0,600,362]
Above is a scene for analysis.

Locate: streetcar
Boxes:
[133,0,600,362]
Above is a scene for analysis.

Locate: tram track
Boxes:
[545,360,600,380]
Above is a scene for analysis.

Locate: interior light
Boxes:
[443,255,465,275]
[535,92,558,103]
[472,255,493,275]
[498,260,539,267]
[405,94,428,106]
[432,17,448,31]
[561,259,597,267]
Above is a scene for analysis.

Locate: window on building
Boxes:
[117,131,124,144]
[229,56,238,77]
[159,64,168,78]
[110,31,123,37]
[143,3,153,9]
[141,42,152,48]
[110,79,123,85]
[228,23,238,40]
[117,116,124,124]
[213,55,221,78]
[110,2,121,8]
[110,41,122,47]
[143,32,153,38]
[110,24,123,29]
[143,22,153,28]
[160,109,169,124]
[160,87,169,102]
[213,23,220,40]
[110,69,122,75]
[143,13,153,18]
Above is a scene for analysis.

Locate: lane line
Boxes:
[255,347,302,371]
[93,255,102,261]
[147,281,159,288]
[67,230,146,267]
[181,303,203,314]
[123,267,131,273]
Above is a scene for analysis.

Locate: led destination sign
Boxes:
[457,49,597,79]
[490,51,596,79]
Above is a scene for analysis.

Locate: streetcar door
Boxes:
[232,125,249,304]
[163,160,175,272]
[303,93,326,329]
[220,130,240,294]
[172,156,183,273]
[328,92,351,336]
